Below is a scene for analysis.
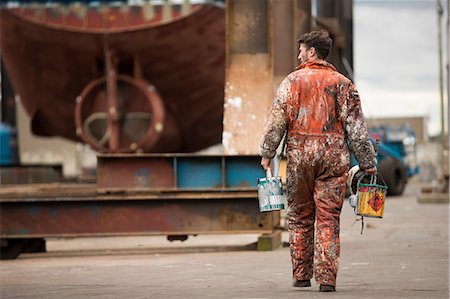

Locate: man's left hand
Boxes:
[261,157,271,171]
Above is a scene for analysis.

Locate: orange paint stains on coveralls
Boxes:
[260,61,376,286]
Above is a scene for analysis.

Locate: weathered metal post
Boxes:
[223,0,273,155]
[105,49,120,152]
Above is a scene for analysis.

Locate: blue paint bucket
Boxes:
[257,169,286,212]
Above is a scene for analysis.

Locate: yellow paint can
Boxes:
[356,178,388,218]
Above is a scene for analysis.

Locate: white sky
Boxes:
[354,0,448,136]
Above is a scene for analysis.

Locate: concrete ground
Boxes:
[0,183,448,298]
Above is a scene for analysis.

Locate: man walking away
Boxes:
[259,30,377,292]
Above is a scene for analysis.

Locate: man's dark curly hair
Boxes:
[297,30,332,60]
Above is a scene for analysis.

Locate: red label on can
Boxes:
[368,192,383,212]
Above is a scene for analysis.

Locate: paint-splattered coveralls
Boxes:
[260,61,376,286]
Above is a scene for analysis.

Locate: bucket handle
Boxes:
[360,173,387,188]
[271,131,287,178]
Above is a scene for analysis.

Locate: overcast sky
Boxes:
[354,0,448,136]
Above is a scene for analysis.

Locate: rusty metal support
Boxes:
[1,154,279,247]
[0,185,280,238]
[106,49,120,151]
[224,0,273,155]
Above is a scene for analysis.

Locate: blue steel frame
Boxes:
[96,154,266,192]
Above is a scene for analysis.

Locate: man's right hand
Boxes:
[261,157,271,171]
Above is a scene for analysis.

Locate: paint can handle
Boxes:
[266,168,272,178]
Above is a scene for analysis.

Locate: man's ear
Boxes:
[309,47,316,56]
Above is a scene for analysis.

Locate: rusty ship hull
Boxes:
[0,3,225,152]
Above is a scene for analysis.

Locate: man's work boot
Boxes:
[292,279,311,287]
[319,285,336,292]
